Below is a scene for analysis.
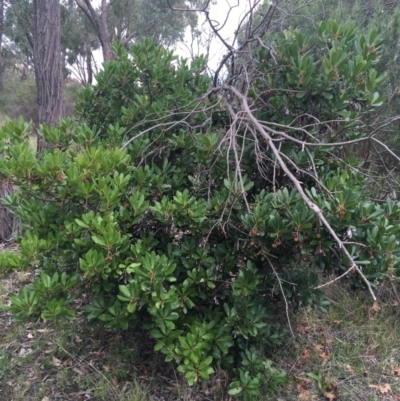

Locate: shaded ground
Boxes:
[0,242,228,401]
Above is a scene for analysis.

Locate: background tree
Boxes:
[32,0,64,126]
[5,1,98,84]
[60,1,99,83]
[74,0,198,61]
[107,0,197,47]
[5,0,34,73]
[74,0,112,61]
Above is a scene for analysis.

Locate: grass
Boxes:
[2,267,400,400]
[268,283,400,401]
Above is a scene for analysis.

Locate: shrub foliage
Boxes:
[1,24,400,399]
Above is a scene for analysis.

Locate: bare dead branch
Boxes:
[371,135,400,164]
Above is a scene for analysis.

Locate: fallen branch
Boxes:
[227,84,377,301]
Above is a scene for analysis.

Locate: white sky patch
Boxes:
[174,1,251,70]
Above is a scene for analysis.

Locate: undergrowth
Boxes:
[270,282,400,401]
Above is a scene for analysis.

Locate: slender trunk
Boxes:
[32,0,64,126]
[75,0,113,61]
[101,35,112,61]
[61,49,67,79]
[100,0,112,60]
[86,44,93,84]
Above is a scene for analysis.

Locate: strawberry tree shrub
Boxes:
[1,26,400,399]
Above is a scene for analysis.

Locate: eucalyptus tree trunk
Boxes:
[32,0,64,126]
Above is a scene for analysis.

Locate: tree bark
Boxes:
[75,0,113,61]
[32,0,64,126]
[0,0,4,91]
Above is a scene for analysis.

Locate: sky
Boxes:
[174,1,252,70]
